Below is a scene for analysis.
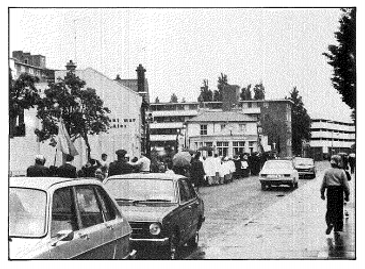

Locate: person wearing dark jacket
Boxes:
[320,155,350,236]
[191,152,205,193]
[26,155,50,177]
[57,155,77,178]
[108,149,134,176]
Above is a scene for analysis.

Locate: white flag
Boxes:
[57,120,79,156]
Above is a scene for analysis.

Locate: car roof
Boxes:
[294,157,314,160]
[266,159,292,162]
[10,177,102,191]
[105,173,186,182]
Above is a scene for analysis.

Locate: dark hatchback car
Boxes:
[103,173,205,259]
[293,157,316,179]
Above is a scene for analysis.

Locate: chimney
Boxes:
[136,64,146,93]
[65,60,77,71]
[222,85,240,111]
[115,74,121,81]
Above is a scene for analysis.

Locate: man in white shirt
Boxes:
[204,151,217,186]
[130,152,151,172]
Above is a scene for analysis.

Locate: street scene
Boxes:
[8,7,357,261]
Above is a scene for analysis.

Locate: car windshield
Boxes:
[9,188,47,237]
[294,158,314,166]
[105,179,175,203]
[263,161,292,170]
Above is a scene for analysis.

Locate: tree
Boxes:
[215,73,228,101]
[287,87,312,156]
[198,79,213,102]
[35,70,110,160]
[9,72,40,137]
[253,82,265,100]
[155,96,160,103]
[170,93,178,103]
[323,8,356,121]
[240,84,252,100]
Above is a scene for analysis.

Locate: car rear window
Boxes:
[104,179,174,202]
[264,161,292,170]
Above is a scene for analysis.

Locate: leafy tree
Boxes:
[155,96,160,103]
[323,8,356,121]
[253,82,265,100]
[35,70,110,160]
[198,79,213,102]
[240,84,252,100]
[215,73,228,101]
[9,72,40,137]
[170,93,178,103]
[287,87,312,156]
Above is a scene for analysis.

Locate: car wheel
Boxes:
[261,183,266,190]
[295,181,299,189]
[289,182,294,190]
[168,231,179,260]
[187,230,199,248]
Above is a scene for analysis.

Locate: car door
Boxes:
[177,179,193,243]
[43,186,93,259]
[72,185,116,259]
[94,186,131,259]
[184,179,201,232]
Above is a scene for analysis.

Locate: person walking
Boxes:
[26,155,50,177]
[191,152,205,193]
[320,155,350,236]
[233,155,241,179]
[203,151,216,186]
[108,149,134,176]
[57,155,77,178]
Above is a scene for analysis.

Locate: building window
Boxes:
[124,119,128,122]
[233,141,245,156]
[24,59,28,64]
[221,124,226,131]
[200,125,207,135]
[217,142,229,157]
[239,124,246,133]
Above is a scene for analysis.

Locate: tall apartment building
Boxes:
[310,119,355,160]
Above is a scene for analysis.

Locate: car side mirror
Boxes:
[51,230,74,246]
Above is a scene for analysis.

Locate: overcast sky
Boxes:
[9,7,355,122]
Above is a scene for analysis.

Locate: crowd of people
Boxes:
[25,149,152,181]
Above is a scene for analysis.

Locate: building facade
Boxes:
[149,99,293,157]
[310,119,355,160]
[9,54,143,175]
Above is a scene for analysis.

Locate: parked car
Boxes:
[259,159,299,190]
[103,173,205,259]
[9,177,136,259]
[293,157,316,179]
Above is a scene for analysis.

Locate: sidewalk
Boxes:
[204,169,355,259]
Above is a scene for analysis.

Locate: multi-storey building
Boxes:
[149,96,293,157]
[310,119,355,160]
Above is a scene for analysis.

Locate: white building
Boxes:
[310,118,355,160]
[9,61,142,175]
[186,110,264,157]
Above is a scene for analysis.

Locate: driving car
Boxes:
[293,157,316,179]
[259,159,299,190]
[9,177,136,259]
[103,173,205,259]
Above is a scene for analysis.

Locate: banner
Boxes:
[57,120,79,156]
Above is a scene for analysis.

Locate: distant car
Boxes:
[293,157,316,179]
[103,173,205,259]
[259,159,299,190]
[9,177,136,259]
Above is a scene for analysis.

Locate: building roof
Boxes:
[187,111,257,123]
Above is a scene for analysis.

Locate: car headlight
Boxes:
[149,223,161,235]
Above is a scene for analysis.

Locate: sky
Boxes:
[8,7,356,122]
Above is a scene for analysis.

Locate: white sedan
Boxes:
[259,159,299,190]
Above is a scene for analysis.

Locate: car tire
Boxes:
[187,230,199,249]
[167,231,179,260]
[295,181,299,189]
[289,182,294,190]
[261,183,266,190]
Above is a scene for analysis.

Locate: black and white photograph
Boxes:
[6,1,362,263]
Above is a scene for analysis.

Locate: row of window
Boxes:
[311,137,355,142]
[312,119,355,127]
[311,128,355,134]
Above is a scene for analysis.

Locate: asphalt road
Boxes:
[138,171,313,259]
